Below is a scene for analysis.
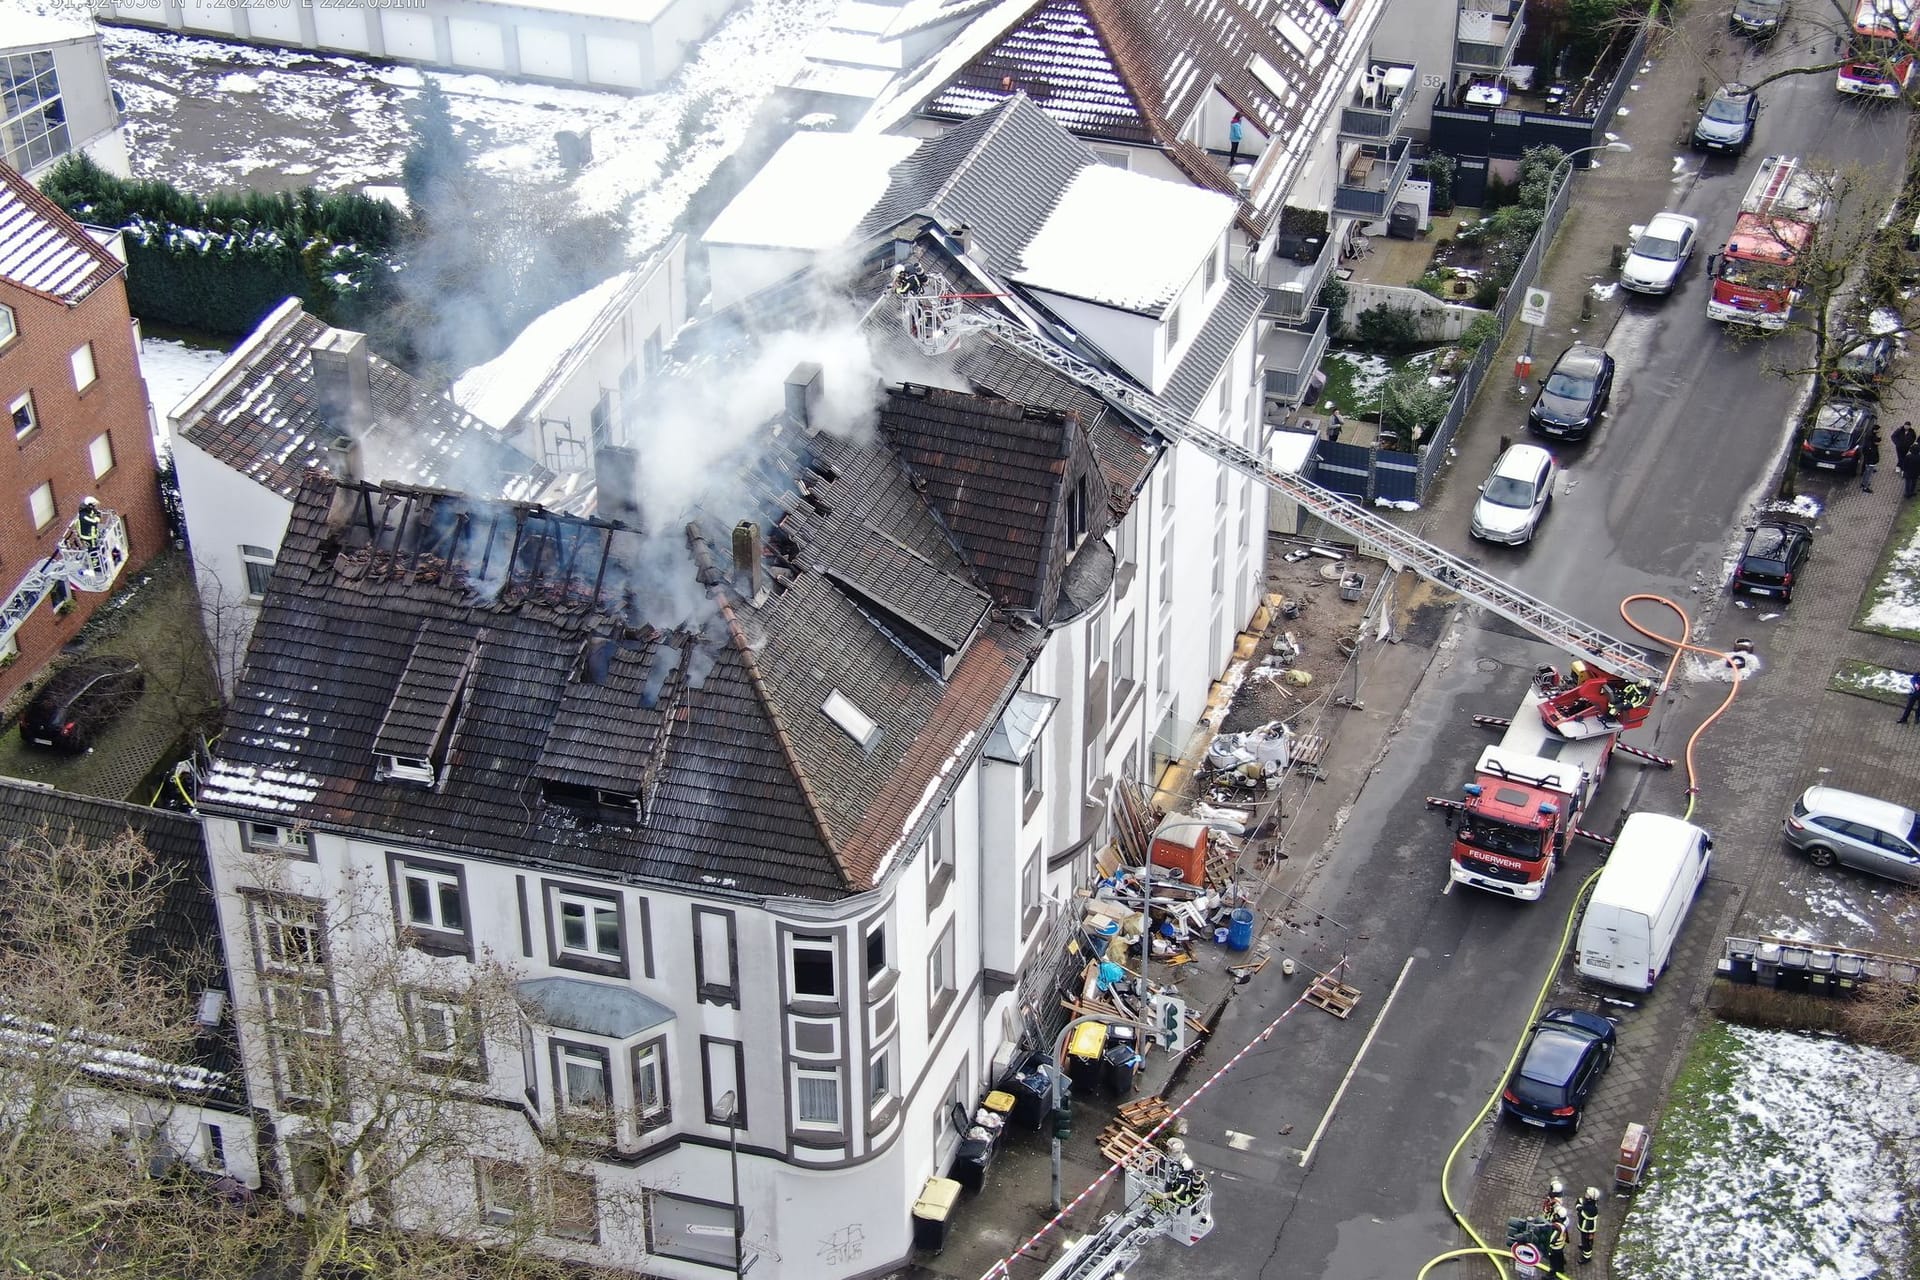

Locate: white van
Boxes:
[1576,813,1713,992]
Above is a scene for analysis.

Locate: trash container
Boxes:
[1227,907,1257,951]
[949,1134,994,1191]
[912,1177,963,1253]
[1006,1062,1058,1130]
[1067,1021,1108,1092]
[1340,572,1366,602]
[1103,1042,1144,1096]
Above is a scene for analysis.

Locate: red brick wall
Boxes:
[0,271,169,705]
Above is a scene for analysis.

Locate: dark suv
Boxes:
[20,655,145,753]
[1731,516,1813,602]
[1799,398,1878,474]
[1730,0,1786,38]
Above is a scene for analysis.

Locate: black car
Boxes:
[1500,1008,1616,1134]
[1693,83,1759,154]
[1799,398,1878,474]
[1731,516,1813,602]
[20,655,145,753]
[1730,0,1786,38]
[1527,345,1615,440]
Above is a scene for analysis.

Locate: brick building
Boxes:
[0,160,167,702]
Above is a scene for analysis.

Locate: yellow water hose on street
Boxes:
[1421,593,1743,1277]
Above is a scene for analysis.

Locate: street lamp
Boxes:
[715,1090,743,1278]
[1549,140,1631,202]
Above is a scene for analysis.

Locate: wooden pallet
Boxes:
[1098,1120,1160,1166]
[1117,1096,1172,1133]
[1304,974,1362,1018]
[1291,734,1328,767]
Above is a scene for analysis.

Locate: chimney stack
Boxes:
[311,329,374,441]
[327,434,361,482]
[785,362,823,436]
[595,445,642,524]
[732,520,768,606]
[952,223,973,254]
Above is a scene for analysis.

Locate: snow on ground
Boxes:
[138,335,232,450]
[96,0,838,257]
[1615,1022,1920,1280]
[1863,513,1920,633]
[1327,349,1393,398]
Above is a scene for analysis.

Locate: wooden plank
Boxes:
[1304,974,1362,1018]
[1292,734,1328,766]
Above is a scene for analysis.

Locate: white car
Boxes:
[1470,444,1557,545]
[1620,212,1699,295]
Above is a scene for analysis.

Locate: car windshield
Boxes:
[1810,426,1859,450]
[1718,258,1791,290]
[1705,94,1749,123]
[1746,527,1792,561]
[1544,371,1594,399]
[1517,1028,1590,1091]
[1740,0,1784,11]
[1635,234,1683,261]
[1456,815,1543,859]
[1483,475,1537,507]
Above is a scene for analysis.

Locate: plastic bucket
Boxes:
[1227,907,1256,951]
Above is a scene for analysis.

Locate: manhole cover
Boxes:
[1318,563,1346,582]
[1476,658,1500,673]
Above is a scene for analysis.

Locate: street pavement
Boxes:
[900,7,1920,1279]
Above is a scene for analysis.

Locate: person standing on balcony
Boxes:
[1228,114,1245,165]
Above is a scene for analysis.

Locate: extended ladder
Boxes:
[897,272,1667,689]
[0,508,131,650]
[1036,1149,1215,1280]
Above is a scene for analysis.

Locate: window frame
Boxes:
[792,1063,843,1132]
[10,391,35,441]
[475,1157,534,1225]
[925,801,956,909]
[544,882,627,978]
[0,302,14,349]
[1113,614,1138,710]
[632,1037,670,1127]
[88,430,114,479]
[240,544,276,599]
[251,895,325,975]
[928,919,957,1030]
[69,342,96,392]
[242,820,311,857]
[786,934,839,1005]
[28,480,54,532]
[551,1039,612,1118]
[391,855,471,957]
[1022,845,1044,936]
[403,988,487,1082]
[693,906,738,1007]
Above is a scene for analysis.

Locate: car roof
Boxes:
[1556,346,1608,373]
[1803,786,1916,834]
[1745,524,1798,558]
[1520,1025,1595,1084]
[1491,443,1553,479]
[1817,399,1873,423]
[1643,212,1698,238]
[1715,82,1753,101]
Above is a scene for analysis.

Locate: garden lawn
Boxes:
[1857,486,1920,642]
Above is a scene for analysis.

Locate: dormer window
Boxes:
[378,754,436,786]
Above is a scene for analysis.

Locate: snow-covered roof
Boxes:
[453,269,637,431]
[1,11,98,49]
[1014,163,1235,314]
[0,162,124,303]
[702,131,920,253]
[470,0,676,26]
[1267,428,1315,475]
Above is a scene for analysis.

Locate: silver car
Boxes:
[1620,212,1699,296]
[1782,787,1920,885]
[1470,443,1557,545]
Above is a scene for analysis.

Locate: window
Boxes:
[926,801,956,907]
[1022,732,1045,803]
[1114,616,1137,704]
[1161,451,1177,511]
[1217,377,1230,422]
[548,1169,600,1243]
[865,921,889,988]
[405,990,485,1080]
[520,1019,540,1107]
[794,1065,841,1129]
[1023,847,1044,934]
[240,545,276,599]
[1212,524,1226,596]
[28,481,54,532]
[702,1037,744,1125]
[1203,248,1219,292]
[632,1040,669,1122]
[199,1122,227,1172]
[476,1158,533,1224]
[868,1045,892,1106]
[935,1057,970,1153]
[396,859,467,946]
[88,432,114,478]
[0,51,71,172]
[1216,462,1229,508]
[253,897,323,973]
[47,581,69,613]
[788,936,837,1002]
[70,342,96,392]
[264,980,335,1104]
[1158,521,1174,605]
[1156,617,1173,703]
[928,920,956,1027]
[552,887,623,969]
[0,634,15,665]
[0,302,13,347]
[11,392,34,440]
[245,821,309,854]
[648,1190,739,1268]
[694,907,737,1006]
[554,1041,610,1113]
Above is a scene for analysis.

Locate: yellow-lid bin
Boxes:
[983,1089,1016,1115]
[913,1176,964,1221]
[1069,1021,1109,1060]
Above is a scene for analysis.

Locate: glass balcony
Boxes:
[1260,307,1329,407]
[1339,59,1418,142]
[1332,136,1412,221]
[1456,1,1525,72]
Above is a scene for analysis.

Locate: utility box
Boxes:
[1150,815,1210,884]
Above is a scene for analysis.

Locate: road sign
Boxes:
[1520,288,1551,326]
[1512,1241,1542,1277]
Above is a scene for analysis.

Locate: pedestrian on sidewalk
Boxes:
[1863,430,1880,492]
[1900,671,1920,724]
[1576,1187,1600,1264]
[1901,428,1920,498]
[1893,420,1915,466]
[1227,113,1245,165]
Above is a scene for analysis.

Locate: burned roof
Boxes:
[201,392,1037,898]
[176,299,551,503]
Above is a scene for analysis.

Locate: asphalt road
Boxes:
[1154,17,1913,1280]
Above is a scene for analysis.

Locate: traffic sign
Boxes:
[1512,1241,1542,1277]
[1520,288,1551,326]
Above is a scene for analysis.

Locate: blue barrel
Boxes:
[1227,907,1256,951]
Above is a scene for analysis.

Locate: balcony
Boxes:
[1262,221,1344,324]
[1261,307,1329,407]
[1456,0,1525,73]
[1333,136,1412,221]
[1339,59,1418,142]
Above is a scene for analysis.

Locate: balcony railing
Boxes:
[1262,224,1342,324]
[1456,1,1525,72]
[1333,136,1412,220]
[1261,307,1330,406]
[1339,59,1418,142]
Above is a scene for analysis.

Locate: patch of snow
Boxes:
[1863,512,1920,632]
[1328,349,1393,397]
[1373,498,1420,511]
[1590,282,1619,300]
[139,336,231,450]
[453,269,637,429]
[1761,494,1824,518]
[702,131,918,251]
[870,728,978,882]
[1616,1024,1920,1280]
[215,74,261,95]
[1015,165,1239,314]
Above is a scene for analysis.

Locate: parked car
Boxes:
[1693,83,1759,154]
[1798,397,1877,474]
[1619,212,1700,295]
[1730,0,1787,38]
[1527,345,1615,440]
[20,655,145,753]
[1730,516,1813,602]
[1826,308,1902,396]
[1500,1008,1616,1134]
[1783,786,1920,886]
[1470,443,1558,545]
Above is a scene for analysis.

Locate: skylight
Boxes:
[823,689,881,750]
[1248,53,1290,101]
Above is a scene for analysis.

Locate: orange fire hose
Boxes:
[1619,594,1748,822]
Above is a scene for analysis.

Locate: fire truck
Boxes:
[1706,156,1833,331]
[1426,664,1671,901]
[1838,0,1920,97]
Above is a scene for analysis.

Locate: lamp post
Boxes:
[716,1090,743,1278]
[1548,141,1631,204]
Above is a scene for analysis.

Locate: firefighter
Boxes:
[74,497,102,546]
[1541,1177,1567,1222]
[1576,1187,1600,1264]
[1544,1215,1569,1276]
